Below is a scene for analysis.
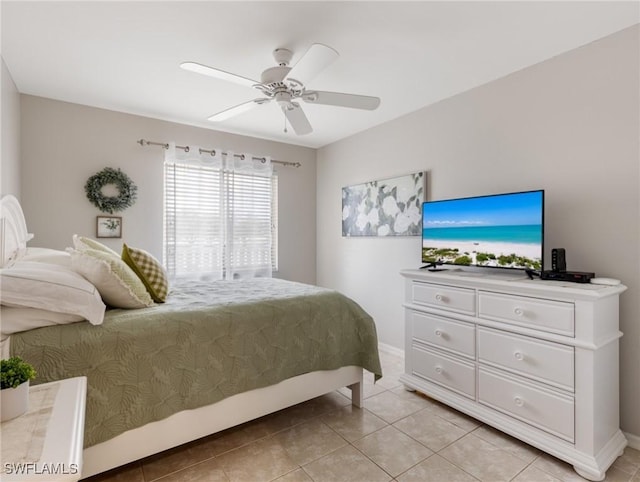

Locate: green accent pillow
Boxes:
[122,244,169,303]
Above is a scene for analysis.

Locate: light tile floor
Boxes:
[83,352,640,482]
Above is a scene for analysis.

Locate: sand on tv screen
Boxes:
[422,190,544,270]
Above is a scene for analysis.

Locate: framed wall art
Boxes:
[96,216,122,238]
[342,171,426,237]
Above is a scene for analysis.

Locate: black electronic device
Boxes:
[551,248,566,272]
[540,270,595,283]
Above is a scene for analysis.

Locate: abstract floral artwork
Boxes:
[342,171,426,236]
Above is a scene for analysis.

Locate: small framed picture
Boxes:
[96,216,122,238]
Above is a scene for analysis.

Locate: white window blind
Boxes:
[164,159,276,279]
[225,170,274,278]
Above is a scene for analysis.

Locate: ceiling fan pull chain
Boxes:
[283,113,288,133]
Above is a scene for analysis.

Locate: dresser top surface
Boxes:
[401,269,627,300]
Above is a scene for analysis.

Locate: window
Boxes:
[164,161,277,279]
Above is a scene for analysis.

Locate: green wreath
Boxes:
[85,167,138,214]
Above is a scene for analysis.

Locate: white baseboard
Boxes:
[624,431,640,450]
[378,342,404,359]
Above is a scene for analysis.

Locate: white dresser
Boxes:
[400,269,627,481]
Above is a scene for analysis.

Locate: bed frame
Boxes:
[0,195,366,478]
[83,367,363,477]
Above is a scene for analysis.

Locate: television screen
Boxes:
[422,190,544,270]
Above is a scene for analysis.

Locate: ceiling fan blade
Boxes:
[181,62,258,88]
[301,91,380,110]
[283,104,312,135]
[284,44,339,86]
[208,99,269,122]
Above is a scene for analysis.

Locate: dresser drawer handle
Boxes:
[514,307,524,316]
[514,396,524,407]
[435,329,443,337]
[435,366,443,375]
[435,293,445,302]
[514,351,524,361]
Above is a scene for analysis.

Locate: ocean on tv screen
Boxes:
[422,224,542,270]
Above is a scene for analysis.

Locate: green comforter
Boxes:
[11,278,382,447]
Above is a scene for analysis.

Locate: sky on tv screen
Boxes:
[423,191,543,228]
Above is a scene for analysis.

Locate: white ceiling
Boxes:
[2,1,638,149]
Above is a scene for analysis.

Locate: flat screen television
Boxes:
[422,190,544,271]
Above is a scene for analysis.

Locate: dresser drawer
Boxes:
[478,292,574,336]
[478,368,574,442]
[412,282,475,315]
[411,311,475,358]
[478,328,574,391]
[411,346,475,399]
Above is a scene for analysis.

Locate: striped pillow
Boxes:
[122,244,169,303]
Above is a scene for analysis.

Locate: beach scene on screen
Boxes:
[422,191,543,269]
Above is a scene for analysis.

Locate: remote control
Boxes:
[590,278,621,286]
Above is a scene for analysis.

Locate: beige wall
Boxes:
[1,57,21,198]
[20,96,317,284]
[317,26,640,437]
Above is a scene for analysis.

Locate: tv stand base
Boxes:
[419,260,445,271]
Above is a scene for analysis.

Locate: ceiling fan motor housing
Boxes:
[260,66,291,86]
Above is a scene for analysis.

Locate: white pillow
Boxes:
[1,306,84,337]
[72,234,119,256]
[69,248,153,309]
[0,261,105,325]
[22,247,72,267]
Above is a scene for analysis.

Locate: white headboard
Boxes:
[0,195,34,268]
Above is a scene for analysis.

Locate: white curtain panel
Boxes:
[225,152,273,280]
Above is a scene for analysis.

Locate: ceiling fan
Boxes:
[180,44,381,135]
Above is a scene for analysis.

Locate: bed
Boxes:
[0,195,382,478]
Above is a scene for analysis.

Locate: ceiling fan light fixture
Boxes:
[274,91,293,107]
